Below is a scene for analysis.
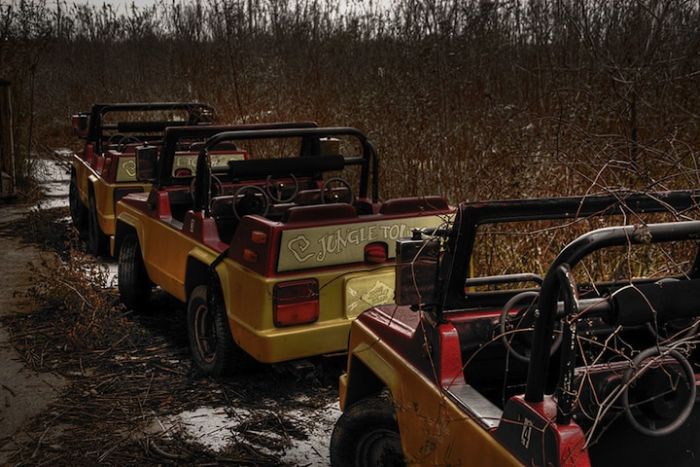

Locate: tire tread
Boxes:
[118,234,151,311]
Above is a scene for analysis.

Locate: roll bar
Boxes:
[86,102,216,151]
[524,220,700,403]
[156,121,318,187]
[93,102,215,113]
[201,127,379,202]
[440,190,700,311]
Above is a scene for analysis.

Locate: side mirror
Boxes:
[135,146,158,182]
[394,232,440,307]
[71,113,89,138]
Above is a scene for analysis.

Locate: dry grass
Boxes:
[1,3,699,459]
[1,0,698,203]
[3,0,699,305]
[0,210,342,465]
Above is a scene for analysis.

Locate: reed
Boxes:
[2,0,698,215]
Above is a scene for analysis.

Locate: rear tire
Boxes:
[330,395,405,467]
[69,171,87,232]
[118,234,152,311]
[187,284,250,377]
[87,194,109,256]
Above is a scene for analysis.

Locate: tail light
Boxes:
[243,248,258,263]
[365,242,387,263]
[251,230,267,244]
[85,144,94,163]
[102,156,112,176]
[273,279,319,327]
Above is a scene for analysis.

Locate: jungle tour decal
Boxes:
[277,215,449,272]
[116,157,137,182]
[344,272,396,318]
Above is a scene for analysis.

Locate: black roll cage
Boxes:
[85,102,216,152]
[525,219,700,403]
[193,127,380,214]
[155,121,319,188]
[438,190,700,314]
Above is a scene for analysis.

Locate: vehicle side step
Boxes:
[444,383,502,430]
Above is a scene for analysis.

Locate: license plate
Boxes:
[344,271,395,319]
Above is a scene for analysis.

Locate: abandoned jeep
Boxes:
[331,191,700,467]
[69,102,215,255]
[113,125,452,376]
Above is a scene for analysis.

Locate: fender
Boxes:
[187,249,239,308]
[342,320,522,466]
[87,174,99,190]
[185,250,268,349]
[185,248,219,298]
[342,321,404,410]
[87,174,100,214]
[71,154,91,205]
[114,210,145,256]
[340,354,387,409]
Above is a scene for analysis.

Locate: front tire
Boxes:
[187,284,249,377]
[87,194,109,256]
[330,395,405,467]
[118,234,152,311]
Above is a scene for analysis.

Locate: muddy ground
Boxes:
[0,159,342,466]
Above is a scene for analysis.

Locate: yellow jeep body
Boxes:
[72,149,148,241]
[116,195,450,362]
[69,102,216,255]
[338,306,522,466]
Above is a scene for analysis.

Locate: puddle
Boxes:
[32,156,71,210]
[147,401,341,465]
[28,155,121,288]
[282,401,341,466]
[95,259,119,288]
[147,406,248,451]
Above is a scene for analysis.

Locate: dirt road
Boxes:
[0,159,70,463]
[0,159,341,466]
[0,234,67,464]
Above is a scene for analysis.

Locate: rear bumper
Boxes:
[219,261,395,364]
[233,317,351,363]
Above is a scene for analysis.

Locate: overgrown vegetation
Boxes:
[1,2,699,461]
[1,208,341,465]
[2,0,699,202]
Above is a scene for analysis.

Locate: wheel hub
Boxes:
[356,428,404,467]
[194,303,217,363]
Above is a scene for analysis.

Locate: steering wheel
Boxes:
[266,174,299,203]
[189,174,224,202]
[116,135,142,152]
[107,134,142,152]
[107,134,126,146]
[499,290,563,363]
[622,346,696,437]
[646,278,700,341]
[321,177,353,204]
[232,185,270,220]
